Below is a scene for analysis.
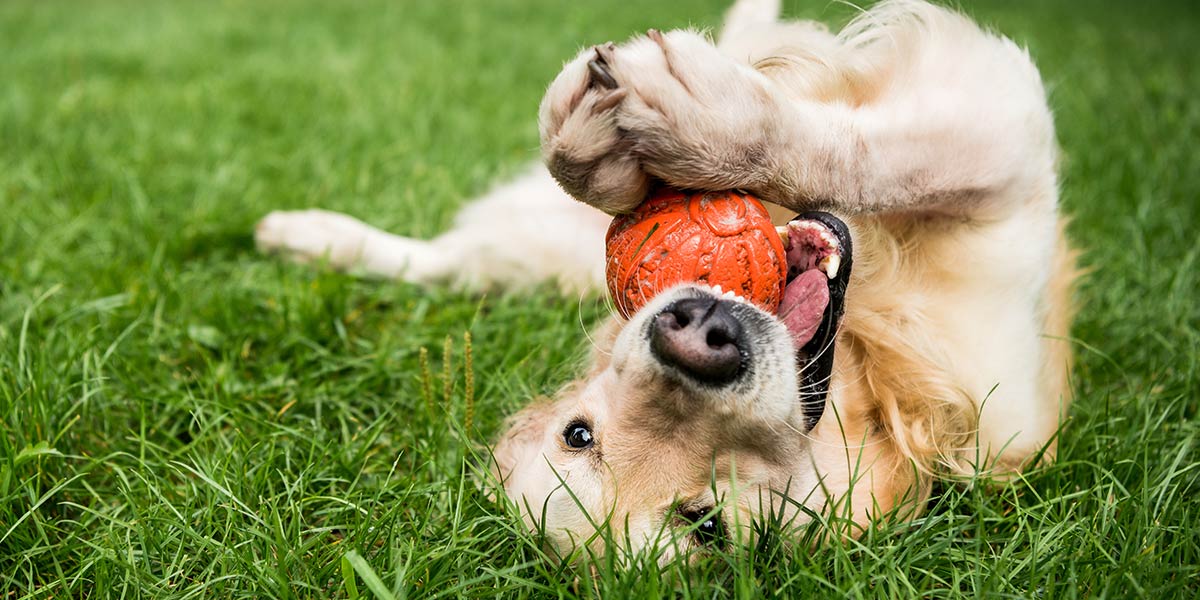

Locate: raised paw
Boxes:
[539,30,782,213]
[539,43,646,214]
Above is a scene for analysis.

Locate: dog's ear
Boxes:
[488,317,619,500]
[489,395,557,496]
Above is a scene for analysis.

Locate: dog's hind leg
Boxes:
[719,0,780,44]
[717,0,843,78]
[255,208,453,282]
[255,165,609,295]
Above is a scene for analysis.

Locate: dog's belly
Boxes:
[912,200,1063,466]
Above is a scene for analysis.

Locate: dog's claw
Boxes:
[591,88,627,113]
[596,42,616,64]
[588,57,618,90]
[587,44,618,90]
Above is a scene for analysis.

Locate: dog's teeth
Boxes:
[787,221,838,250]
[776,226,790,247]
[819,254,841,279]
[712,284,723,294]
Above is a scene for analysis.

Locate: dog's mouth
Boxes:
[779,213,852,351]
[778,212,853,428]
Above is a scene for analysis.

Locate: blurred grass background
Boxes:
[0,0,1197,597]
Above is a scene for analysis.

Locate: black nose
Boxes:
[650,297,744,384]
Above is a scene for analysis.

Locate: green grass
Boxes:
[1,0,1197,596]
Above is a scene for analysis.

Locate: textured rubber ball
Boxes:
[605,188,787,318]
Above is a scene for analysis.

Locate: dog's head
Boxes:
[492,213,854,560]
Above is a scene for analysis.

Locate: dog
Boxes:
[256,0,1076,562]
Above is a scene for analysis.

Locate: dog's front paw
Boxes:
[539,43,648,214]
[539,30,780,213]
[255,209,372,268]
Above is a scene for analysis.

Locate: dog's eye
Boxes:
[679,507,725,548]
[563,421,593,450]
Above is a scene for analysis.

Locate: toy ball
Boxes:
[605,188,787,318]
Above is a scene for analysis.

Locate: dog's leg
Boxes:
[541,1,1056,220]
[255,208,454,281]
[256,167,610,294]
[718,0,780,44]
[754,2,1060,219]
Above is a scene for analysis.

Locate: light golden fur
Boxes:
[256,0,1076,562]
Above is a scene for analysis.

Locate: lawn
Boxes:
[1,0,1197,597]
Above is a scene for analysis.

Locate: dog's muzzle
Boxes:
[649,296,747,385]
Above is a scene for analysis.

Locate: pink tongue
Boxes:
[780,269,829,348]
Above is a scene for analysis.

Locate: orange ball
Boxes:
[605,188,787,318]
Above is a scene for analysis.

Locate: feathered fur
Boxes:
[256,0,1076,560]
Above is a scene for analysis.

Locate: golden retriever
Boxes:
[256,0,1076,562]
